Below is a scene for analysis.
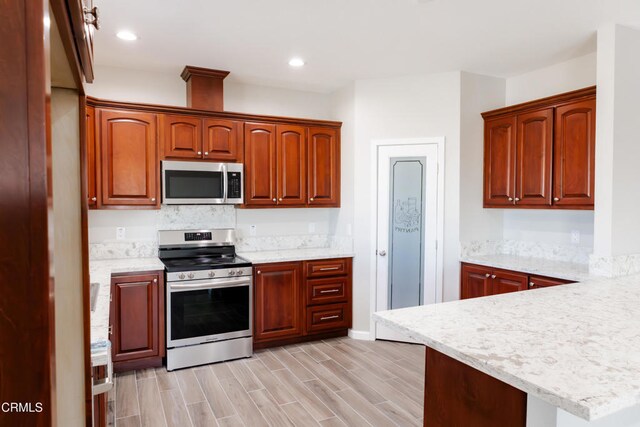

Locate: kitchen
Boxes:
[3,0,640,426]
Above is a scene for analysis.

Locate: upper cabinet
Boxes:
[482,87,595,210]
[99,109,159,208]
[86,98,341,210]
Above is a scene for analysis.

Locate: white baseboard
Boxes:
[348,329,373,341]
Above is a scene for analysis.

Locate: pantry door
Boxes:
[375,142,440,342]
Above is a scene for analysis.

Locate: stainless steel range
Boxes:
[158,229,252,371]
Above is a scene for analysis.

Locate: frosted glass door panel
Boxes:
[388,157,426,309]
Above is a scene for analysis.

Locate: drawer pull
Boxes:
[319,266,340,271]
[319,289,340,294]
[320,315,340,321]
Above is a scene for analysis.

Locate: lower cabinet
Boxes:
[253,258,352,349]
[92,366,107,427]
[109,271,165,372]
[461,263,574,300]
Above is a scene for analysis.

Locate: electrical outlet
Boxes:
[571,230,580,245]
[309,222,316,233]
[249,225,257,236]
[116,227,126,240]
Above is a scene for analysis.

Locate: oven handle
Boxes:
[170,278,251,291]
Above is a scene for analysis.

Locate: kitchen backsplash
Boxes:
[89,205,352,260]
[460,240,593,265]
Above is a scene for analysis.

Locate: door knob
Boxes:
[378,250,387,256]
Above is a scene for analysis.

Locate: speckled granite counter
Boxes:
[89,257,165,364]
[238,248,354,264]
[373,274,640,421]
[461,253,594,282]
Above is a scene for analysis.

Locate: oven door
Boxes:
[167,276,252,348]
[162,160,225,204]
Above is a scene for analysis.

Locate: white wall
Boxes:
[87,65,341,242]
[502,53,597,251]
[459,72,505,243]
[506,52,597,105]
[594,24,640,257]
[351,72,462,333]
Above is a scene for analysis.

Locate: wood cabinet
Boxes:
[92,365,107,427]
[99,109,159,208]
[254,262,303,342]
[86,106,98,207]
[254,257,352,349]
[109,271,164,372]
[160,115,242,162]
[244,122,277,206]
[461,263,575,300]
[553,98,596,206]
[308,127,340,207]
[482,87,595,210]
[87,97,341,210]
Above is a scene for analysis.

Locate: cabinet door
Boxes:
[461,264,492,299]
[203,119,242,162]
[86,105,98,207]
[254,262,303,341]
[484,116,517,207]
[276,125,306,206]
[490,270,528,295]
[516,108,553,206]
[110,273,161,362]
[244,122,277,206]
[528,275,573,289]
[308,127,340,207]
[160,115,202,159]
[553,98,596,207]
[99,109,159,207]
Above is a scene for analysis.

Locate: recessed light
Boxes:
[116,30,138,41]
[288,58,305,67]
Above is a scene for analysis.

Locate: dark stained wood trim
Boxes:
[424,347,527,427]
[49,0,86,93]
[253,330,348,350]
[180,65,230,81]
[0,0,55,424]
[86,96,343,128]
[481,86,596,119]
[79,96,93,426]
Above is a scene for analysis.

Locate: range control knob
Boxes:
[187,272,195,279]
[178,273,186,280]
[236,269,243,275]
[229,270,236,276]
[208,271,216,278]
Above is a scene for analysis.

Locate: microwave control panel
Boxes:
[227,172,242,199]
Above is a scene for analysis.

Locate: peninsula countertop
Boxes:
[238,248,354,264]
[373,274,640,421]
[460,253,593,281]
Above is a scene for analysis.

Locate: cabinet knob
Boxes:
[529,282,535,288]
[204,151,209,156]
[91,197,97,202]
[554,197,560,202]
[514,197,520,202]
[485,273,491,278]
[310,198,314,202]
[257,270,261,274]
[279,198,283,201]
[272,198,276,202]
[153,278,158,283]
[508,197,513,201]
[491,274,496,279]
[197,151,202,155]
[151,198,156,202]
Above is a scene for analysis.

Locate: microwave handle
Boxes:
[222,163,228,202]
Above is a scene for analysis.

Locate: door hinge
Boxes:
[110,293,112,302]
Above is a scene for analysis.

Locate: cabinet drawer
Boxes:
[306,276,348,305]
[528,275,573,289]
[305,258,349,278]
[306,303,350,334]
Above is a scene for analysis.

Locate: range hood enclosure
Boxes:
[180,66,230,111]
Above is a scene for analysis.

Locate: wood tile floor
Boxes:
[110,337,425,427]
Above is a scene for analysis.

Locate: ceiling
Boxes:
[93,0,640,93]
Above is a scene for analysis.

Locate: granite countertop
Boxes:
[238,248,354,264]
[89,257,165,364]
[373,274,640,421]
[460,253,594,281]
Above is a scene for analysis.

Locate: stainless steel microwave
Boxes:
[161,161,244,205]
